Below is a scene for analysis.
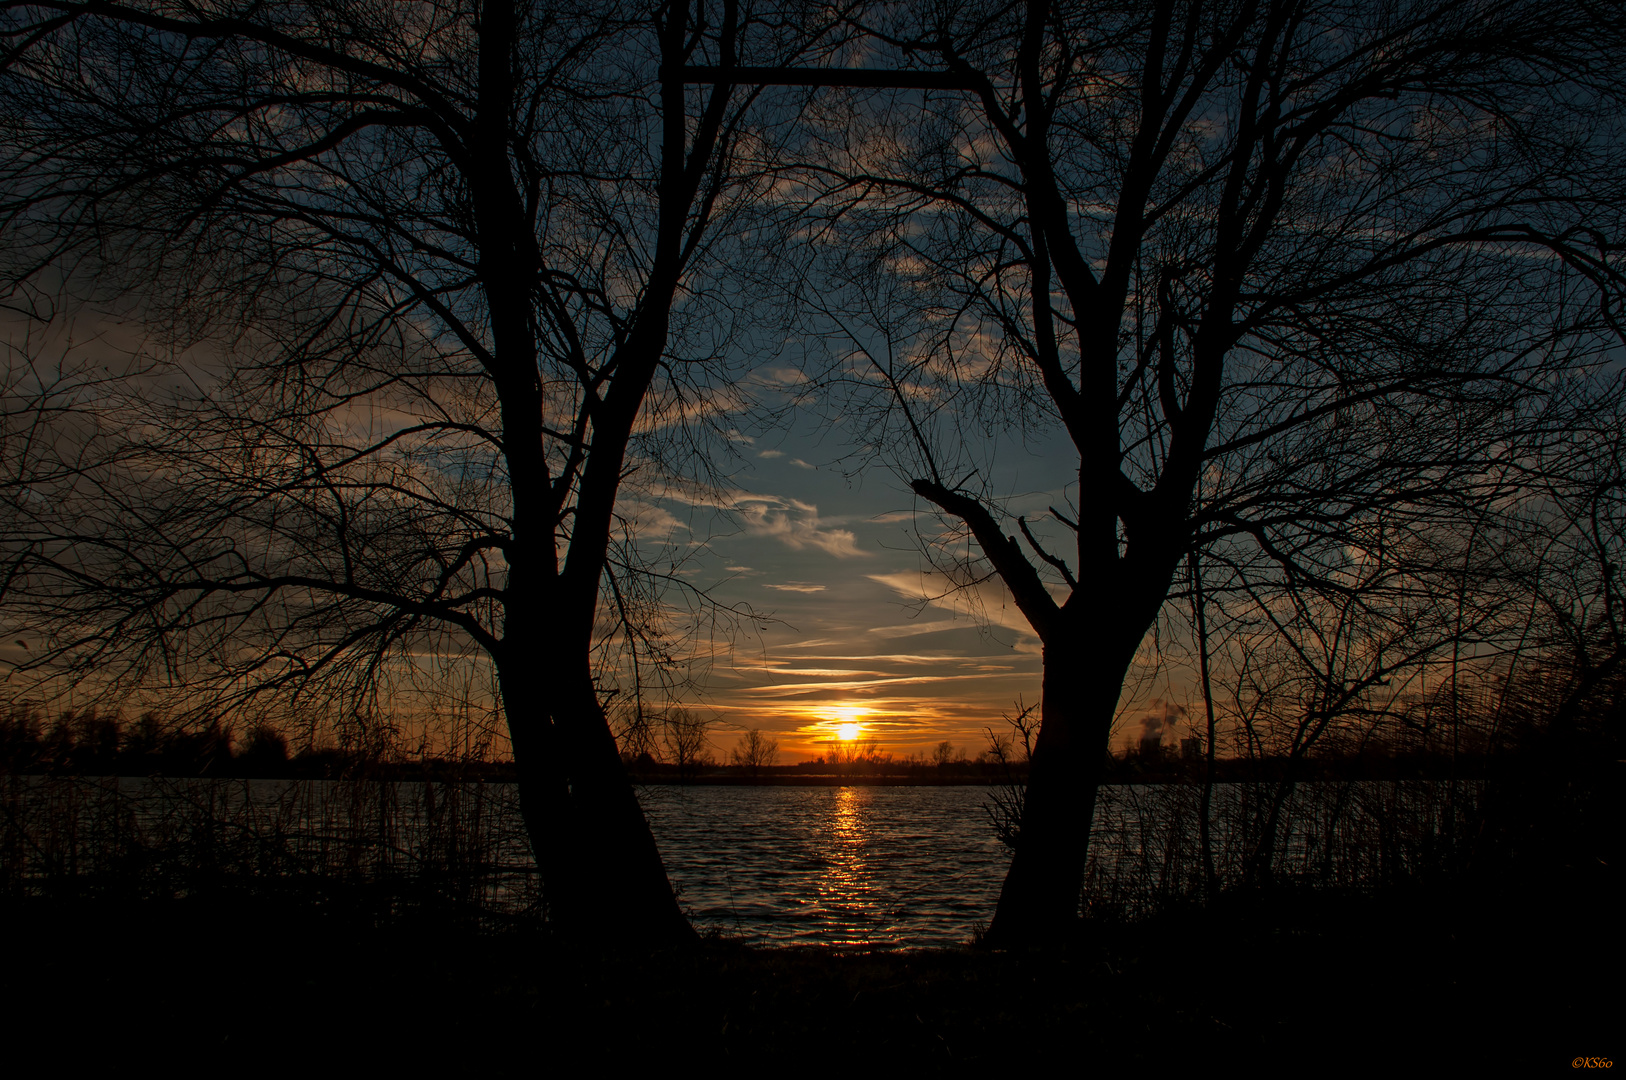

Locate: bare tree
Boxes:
[0,325,142,500]
[796,0,1626,943]
[982,697,1036,850]
[1516,406,1626,732]
[729,727,779,777]
[1470,391,1626,881]
[660,707,715,779]
[1215,523,1499,882]
[0,0,836,940]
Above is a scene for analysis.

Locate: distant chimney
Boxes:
[1181,737,1201,761]
[1139,734,1162,758]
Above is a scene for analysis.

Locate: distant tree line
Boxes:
[7,637,1613,792]
[0,706,518,780]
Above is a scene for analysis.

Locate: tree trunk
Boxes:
[496,474,692,943]
[983,622,1133,946]
[498,644,693,944]
[1247,777,1295,887]
[556,652,693,942]
[495,623,581,925]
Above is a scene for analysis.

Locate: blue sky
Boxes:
[632,369,1182,762]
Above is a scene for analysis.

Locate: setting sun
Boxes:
[828,704,868,742]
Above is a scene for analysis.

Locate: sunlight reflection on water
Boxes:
[639,785,1007,948]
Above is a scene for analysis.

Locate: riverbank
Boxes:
[2,881,1611,1069]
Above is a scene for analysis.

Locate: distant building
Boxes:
[1139,734,1162,758]
[1181,737,1202,761]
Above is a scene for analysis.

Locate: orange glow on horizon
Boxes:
[828,703,868,743]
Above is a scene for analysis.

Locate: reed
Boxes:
[1078,778,1484,923]
[2,770,1497,931]
[0,773,542,929]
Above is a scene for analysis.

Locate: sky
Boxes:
[0,307,1205,766]
[631,370,1190,764]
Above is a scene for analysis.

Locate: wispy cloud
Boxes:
[733,496,865,558]
[758,449,785,459]
[733,666,888,677]
[613,499,691,541]
[765,582,826,593]
[653,480,869,559]
[789,458,815,470]
[867,570,1049,643]
[741,671,1019,695]
[867,617,971,637]
[752,366,808,387]
[789,652,1009,665]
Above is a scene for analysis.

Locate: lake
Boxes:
[3,776,1468,948]
[641,785,1007,948]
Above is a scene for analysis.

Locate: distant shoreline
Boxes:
[3,765,1491,786]
[637,774,1004,786]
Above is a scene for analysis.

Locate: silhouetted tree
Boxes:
[238,723,291,777]
[1470,393,1626,888]
[729,727,780,777]
[0,329,135,501]
[1516,403,1626,735]
[799,0,1625,942]
[660,707,715,780]
[0,0,835,940]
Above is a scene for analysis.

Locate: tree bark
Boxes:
[983,617,1138,946]
[553,651,693,941]
[469,0,702,944]
[496,606,691,941]
[495,381,694,943]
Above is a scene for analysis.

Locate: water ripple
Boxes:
[640,785,1007,949]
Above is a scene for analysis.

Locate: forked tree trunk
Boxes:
[495,489,692,944]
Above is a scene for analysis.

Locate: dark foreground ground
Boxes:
[2,881,1614,1071]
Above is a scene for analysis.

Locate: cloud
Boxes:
[789,458,815,470]
[724,565,754,573]
[772,637,848,650]
[866,570,1047,642]
[745,509,863,557]
[741,671,1019,695]
[765,582,826,593]
[735,666,887,677]
[613,499,691,540]
[867,618,970,638]
[782,651,1006,665]
[651,479,867,558]
[758,449,785,459]
[752,366,808,387]
[730,496,866,558]
[629,383,745,435]
[1139,698,1187,739]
